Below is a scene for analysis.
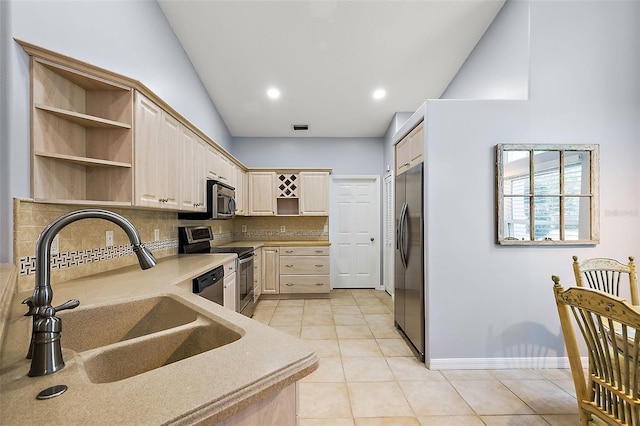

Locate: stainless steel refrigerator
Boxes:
[394,163,425,362]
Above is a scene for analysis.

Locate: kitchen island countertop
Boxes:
[0,255,318,425]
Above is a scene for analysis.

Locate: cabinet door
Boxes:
[234,166,246,215]
[193,138,208,212]
[253,248,262,300]
[218,154,232,183]
[299,172,329,215]
[134,93,163,207]
[262,247,280,294]
[223,272,236,311]
[409,122,424,167]
[395,137,410,176]
[248,172,276,216]
[180,127,197,211]
[160,113,181,210]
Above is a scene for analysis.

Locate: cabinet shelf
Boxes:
[35,104,131,129]
[38,59,130,92]
[34,151,132,168]
[27,49,134,205]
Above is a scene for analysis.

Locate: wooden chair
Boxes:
[553,276,640,425]
[572,256,639,306]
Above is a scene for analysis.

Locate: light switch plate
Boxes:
[241,225,247,233]
[280,225,286,233]
[154,229,160,241]
[106,230,114,247]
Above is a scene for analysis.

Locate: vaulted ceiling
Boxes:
[159,0,505,138]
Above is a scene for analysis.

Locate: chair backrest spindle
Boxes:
[572,256,638,305]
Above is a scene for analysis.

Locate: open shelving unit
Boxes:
[30,57,133,205]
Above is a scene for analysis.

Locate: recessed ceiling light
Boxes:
[373,89,386,100]
[267,87,281,99]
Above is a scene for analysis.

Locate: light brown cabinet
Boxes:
[262,247,280,295]
[248,170,330,217]
[134,93,181,209]
[233,164,246,216]
[179,128,207,212]
[248,172,276,215]
[299,172,330,215]
[30,57,133,205]
[223,258,237,311]
[395,121,424,176]
[279,246,330,295]
[253,247,262,301]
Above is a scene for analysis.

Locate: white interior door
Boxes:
[330,176,380,289]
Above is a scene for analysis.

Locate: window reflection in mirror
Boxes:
[496,144,599,245]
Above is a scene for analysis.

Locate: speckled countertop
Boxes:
[0,255,318,425]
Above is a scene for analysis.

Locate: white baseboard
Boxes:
[427,357,587,370]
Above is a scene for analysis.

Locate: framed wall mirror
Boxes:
[496,144,599,245]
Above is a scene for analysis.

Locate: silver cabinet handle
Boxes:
[286,283,294,286]
[285,250,294,253]
[315,283,324,286]
[315,264,324,267]
[314,250,323,253]
[285,264,294,267]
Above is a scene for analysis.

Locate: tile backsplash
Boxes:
[14,199,328,292]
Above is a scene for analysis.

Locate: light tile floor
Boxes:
[252,289,580,426]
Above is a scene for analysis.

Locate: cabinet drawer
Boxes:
[280,275,330,294]
[280,246,329,256]
[224,259,236,274]
[280,256,329,274]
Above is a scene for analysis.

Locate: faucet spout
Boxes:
[26,209,156,377]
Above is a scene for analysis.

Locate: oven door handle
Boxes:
[237,253,255,265]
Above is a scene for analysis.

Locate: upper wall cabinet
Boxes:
[30,57,134,205]
[248,170,330,216]
[134,92,181,209]
[248,172,276,216]
[395,121,424,176]
[299,172,330,216]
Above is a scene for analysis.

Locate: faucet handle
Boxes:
[22,297,37,316]
[53,299,80,313]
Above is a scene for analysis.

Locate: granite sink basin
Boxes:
[58,295,199,352]
[81,321,241,383]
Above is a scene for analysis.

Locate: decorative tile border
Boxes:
[19,238,179,276]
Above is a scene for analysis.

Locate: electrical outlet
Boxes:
[154,229,160,241]
[218,225,223,234]
[241,225,247,233]
[106,230,114,247]
[51,235,60,255]
[280,225,286,233]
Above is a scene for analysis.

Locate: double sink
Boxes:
[57,295,241,383]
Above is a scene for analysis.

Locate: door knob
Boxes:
[370,237,375,241]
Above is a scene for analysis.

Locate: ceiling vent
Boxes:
[292,124,309,131]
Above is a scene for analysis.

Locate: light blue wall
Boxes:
[423,0,640,365]
[1,0,232,262]
[231,137,384,175]
[441,0,529,100]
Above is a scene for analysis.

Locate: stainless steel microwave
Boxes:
[178,180,236,220]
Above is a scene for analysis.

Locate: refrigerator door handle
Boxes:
[398,202,408,268]
[401,203,409,267]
